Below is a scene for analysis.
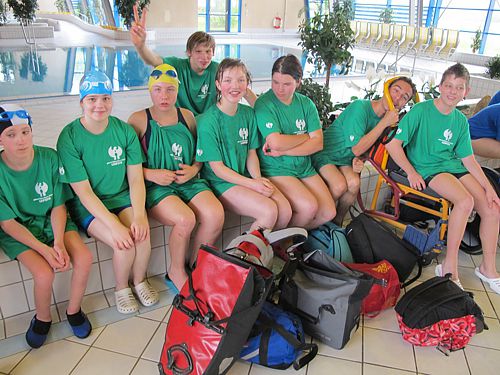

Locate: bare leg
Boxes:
[429,173,474,280]
[301,174,337,228]
[268,186,292,230]
[219,186,278,230]
[17,250,54,321]
[187,190,225,265]
[336,166,361,226]
[149,195,195,288]
[64,231,93,314]
[458,174,500,279]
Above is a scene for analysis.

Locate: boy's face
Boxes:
[187,43,214,73]
[0,124,33,156]
[439,74,470,108]
[388,80,414,110]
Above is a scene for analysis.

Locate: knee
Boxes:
[73,248,93,273]
[346,175,361,194]
[317,202,336,224]
[261,201,279,229]
[175,211,197,234]
[453,193,474,214]
[329,180,348,200]
[33,265,55,288]
[297,197,319,222]
[210,203,225,231]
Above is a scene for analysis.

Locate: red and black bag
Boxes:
[159,245,273,375]
[395,274,487,354]
[345,260,400,317]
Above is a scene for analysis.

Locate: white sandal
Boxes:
[115,288,139,314]
[474,268,500,294]
[132,280,159,307]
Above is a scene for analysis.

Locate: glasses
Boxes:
[150,69,178,80]
[0,110,32,125]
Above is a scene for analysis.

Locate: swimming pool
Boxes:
[0,43,303,100]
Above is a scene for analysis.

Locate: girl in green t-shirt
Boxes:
[128,64,224,291]
[57,71,159,314]
[0,104,93,348]
[196,58,292,230]
[254,54,335,229]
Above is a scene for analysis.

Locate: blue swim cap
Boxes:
[79,71,113,101]
[0,104,32,135]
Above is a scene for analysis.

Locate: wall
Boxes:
[37,0,58,12]
[241,0,304,33]
[146,0,197,29]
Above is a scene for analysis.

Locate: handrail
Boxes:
[388,47,418,75]
[376,39,400,73]
[19,18,40,75]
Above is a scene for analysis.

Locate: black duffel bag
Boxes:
[346,212,421,287]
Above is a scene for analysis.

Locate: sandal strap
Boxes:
[133,281,159,306]
[115,288,138,313]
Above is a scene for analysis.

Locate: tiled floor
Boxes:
[1,247,500,375]
[1,21,500,375]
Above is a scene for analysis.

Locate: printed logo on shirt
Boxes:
[107,146,125,166]
[238,128,249,145]
[59,166,65,176]
[295,119,306,134]
[349,135,355,142]
[265,122,273,129]
[198,84,209,98]
[34,182,52,203]
[438,129,454,146]
[396,128,402,135]
[197,149,203,157]
[170,143,184,162]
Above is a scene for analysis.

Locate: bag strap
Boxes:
[266,227,308,246]
[225,233,269,256]
[404,289,468,327]
[257,312,318,369]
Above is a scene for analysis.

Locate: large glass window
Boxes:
[198,0,242,32]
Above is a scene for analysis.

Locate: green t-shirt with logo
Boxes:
[312,99,381,169]
[163,56,218,116]
[196,103,259,195]
[394,100,473,179]
[255,90,321,177]
[57,116,144,224]
[0,146,74,258]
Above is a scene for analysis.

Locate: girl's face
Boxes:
[0,124,33,156]
[271,72,299,104]
[216,66,248,104]
[80,94,112,123]
[150,82,178,111]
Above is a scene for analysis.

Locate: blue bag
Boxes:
[240,302,318,370]
[302,222,354,263]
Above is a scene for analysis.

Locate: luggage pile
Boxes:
[159,217,487,374]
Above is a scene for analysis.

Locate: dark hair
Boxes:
[272,54,303,82]
[186,31,215,53]
[389,76,417,98]
[215,58,251,101]
[440,63,470,87]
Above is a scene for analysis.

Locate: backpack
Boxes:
[345,260,400,317]
[395,274,487,354]
[301,221,354,262]
[346,212,422,287]
[240,302,318,370]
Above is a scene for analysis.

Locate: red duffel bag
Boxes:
[159,244,273,375]
[345,260,400,317]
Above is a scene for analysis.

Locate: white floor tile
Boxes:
[414,345,469,375]
[458,251,475,268]
[139,304,170,322]
[71,347,136,375]
[11,340,88,375]
[363,328,416,372]
[306,355,362,375]
[459,266,486,291]
[141,322,167,362]
[314,324,362,362]
[226,360,251,375]
[363,308,401,333]
[0,351,27,374]
[4,306,59,338]
[363,363,416,375]
[468,317,500,350]
[131,359,160,375]
[249,362,306,374]
[65,326,105,346]
[471,290,496,318]
[465,345,500,375]
[93,316,160,357]
[488,291,500,318]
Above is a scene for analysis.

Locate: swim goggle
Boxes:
[0,110,32,126]
[149,69,178,80]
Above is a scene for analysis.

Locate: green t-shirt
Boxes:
[255,90,321,177]
[394,100,473,179]
[163,56,218,116]
[57,116,144,222]
[312,99,381,168]
[196,103,259,188]
[0,146,73,239]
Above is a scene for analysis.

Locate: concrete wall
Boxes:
[38,0,58,12]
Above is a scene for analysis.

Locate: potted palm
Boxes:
[116,0,149,28]
[7,0,38,23]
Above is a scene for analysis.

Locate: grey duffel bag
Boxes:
[279,250,374,349]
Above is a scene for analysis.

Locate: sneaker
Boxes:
[67,311,92,339]
[474,267,500,294]
[25,316,51,349]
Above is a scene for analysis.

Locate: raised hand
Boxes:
[130,2,148,48]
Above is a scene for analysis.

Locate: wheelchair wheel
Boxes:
[459,166,500,255]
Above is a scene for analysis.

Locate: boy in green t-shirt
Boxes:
[0,104,93,348]
[386,63,500,294]
[130,4,256,114]
[312,77,416,226]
